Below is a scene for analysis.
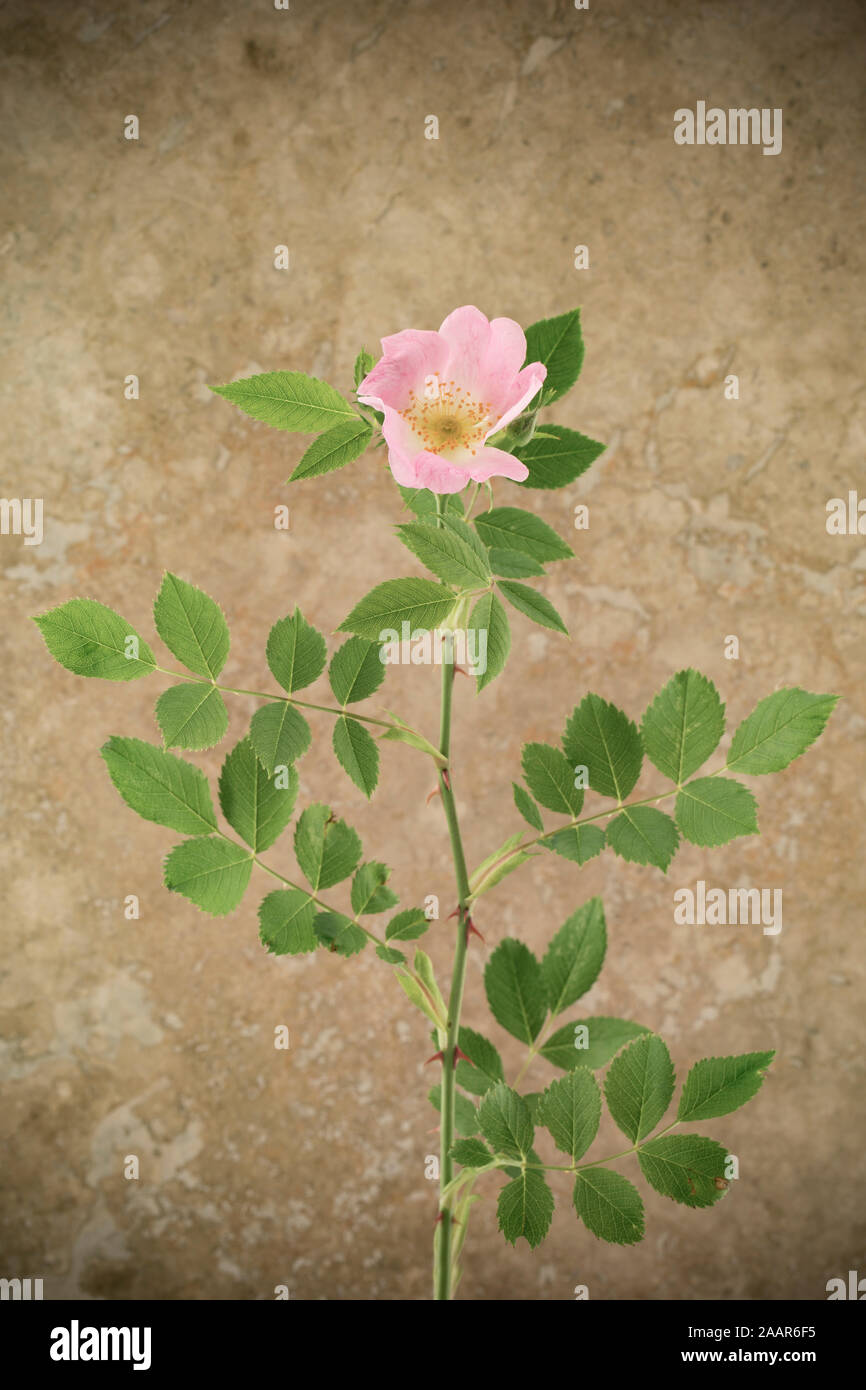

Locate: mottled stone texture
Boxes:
[1,0,863,1302]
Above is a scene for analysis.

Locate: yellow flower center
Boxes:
[401,380,492,460]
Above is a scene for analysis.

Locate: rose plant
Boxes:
[35,306,837,1301]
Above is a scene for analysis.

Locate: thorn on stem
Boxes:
[427,1049,467,1069]
[426,786,441,805]
[441,769,451,791]
[466,916,485,943]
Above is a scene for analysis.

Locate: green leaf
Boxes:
[497,1168,555,1249]
[513,781,543,831]
[604,1035,675,1142]
[455,1027,506,1097]
[522,1093,544,1121]
[501,1145,544,1182]
[438,512,492,563]
[641,670,726,783]
[258,888,317,955]
[477,1083,534,1159]
[338,578,456,642]
[398,486,463,518]
[484,939,547,1044]
[350,861,398,916]
[638,1135,730,1209]
[540,1017,651,1071]
[497,581,568,634]
[333,716,379,798]
[376,944,405,964]
[210,371,357,432]
[515,423,605,489]
[450,1138,494,1168]
[606,806,679,871]
[328,636,385,704]
[354,349,375,389]
[385,908,429,942]
[101,736,216,835]
[294,803,362,890]
[218,735,298,851]
[34,598,155,680]
[524,308,585,406]
[726,689,839,775]
[475,506,572,562]
[487,548,545,578]
[396,520,490,588]
[289,418,372,481]
[266,609,327,693]
[677,1051,775,1122]
[428,1086,478,1138]
[537,1069,601,1161]
[155,683,228,751]
[395,970,445,1029]
[163,837,253,916]
[544,824,606,865]
[521,742,584,816]
[573,1168,644,1245]
[153,573,229,679]
[467,591,510,693]
[562,694,643,800]
[541,898,607,1018]
[248,702,312,774]
[675,776,758,847]
[314,910,367,957]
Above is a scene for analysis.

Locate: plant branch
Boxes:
[445,1118,686,1197]
[152,664,424,736]
[214,830,429,985]
[468,760,739,904]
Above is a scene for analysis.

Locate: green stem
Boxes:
[434,653,472,1300]
[463,482,481,521]
[433,506,474,1303]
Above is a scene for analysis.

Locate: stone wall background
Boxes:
[1,0,863,1300]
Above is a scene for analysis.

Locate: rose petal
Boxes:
[437,305,493,395]
[466,446,530,484]
[413,451,469,494]
[359,329,449,411]
[379,407,427,485]
[485,364,547,437]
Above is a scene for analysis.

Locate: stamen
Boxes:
[400,382,493,460]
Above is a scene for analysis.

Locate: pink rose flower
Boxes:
[357,305,547,494]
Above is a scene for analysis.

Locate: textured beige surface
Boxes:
[1,0,864,1301]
